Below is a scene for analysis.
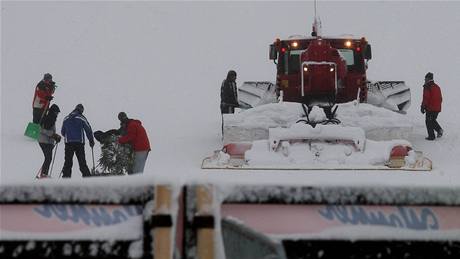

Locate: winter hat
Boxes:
[75,104,84,113]
[226,70,237,80]
[425,72,434,81]
[118,112,128,122]
[44,73,52,80]
[49,104,60,113]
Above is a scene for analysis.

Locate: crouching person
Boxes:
[117,112,151,174]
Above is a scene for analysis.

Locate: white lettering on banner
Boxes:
[33,205,142,226]
[0,204,143,240]
[221,204,460,240]
[318,206,439,231]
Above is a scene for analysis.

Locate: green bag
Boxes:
[24,122,40,140]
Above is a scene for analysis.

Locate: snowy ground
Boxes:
[2,1,460,189]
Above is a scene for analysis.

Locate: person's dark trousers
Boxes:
[33,108,45,124]
[39,143,54,176]
[425,111,442,139]
[61,142,91,178]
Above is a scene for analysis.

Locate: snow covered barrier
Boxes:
[0,182,183,259]
[217,184,460,258]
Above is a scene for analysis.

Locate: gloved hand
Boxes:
[45,96,54,101]
[420,106,426,114]
[89,139,95,148]
[52,134,61,143]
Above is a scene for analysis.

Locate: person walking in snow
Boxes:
[117,112,150,174]
[60,104,95,178]
[37,104,61,178]
[220,70,239,114]
[32,73,56,123]
[421,72,443,141]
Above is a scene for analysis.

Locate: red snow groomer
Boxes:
[202,19,431,172]
[275,37,363,111]
[239,23,411,114]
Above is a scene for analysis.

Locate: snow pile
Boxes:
[337,102,413,141]
[223,101,413,144]
[223,102,304,144]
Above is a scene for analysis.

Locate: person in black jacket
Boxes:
[37,104,61,178]
[220,70,239,139]
[220,70,239,114]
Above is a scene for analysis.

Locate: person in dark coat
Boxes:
[37,104,61,178]
[421,72,443,140]
[117,112,151,174]
[220,70,239,139]
[60,104,95,178]
[220,70,239,114]
[32,73,56,123]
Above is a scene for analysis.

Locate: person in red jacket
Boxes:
[32,73,56,123]
[117,112,151,174]
[421,72,443,141]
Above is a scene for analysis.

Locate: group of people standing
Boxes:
[33,73,151,179]
[32,70,444,178]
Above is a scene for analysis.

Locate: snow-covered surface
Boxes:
[223,102,413,144]
[2,1,460,249]
[245,137,414,169]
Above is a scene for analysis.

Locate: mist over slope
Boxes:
[2,1,460,185]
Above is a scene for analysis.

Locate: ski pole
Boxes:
[49,142,58,178]
[91,146,96,174]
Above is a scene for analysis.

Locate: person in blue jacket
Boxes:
[60,104,95,178]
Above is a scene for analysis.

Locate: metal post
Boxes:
[91,146,96,174]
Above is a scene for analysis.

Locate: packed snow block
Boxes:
[223,123,269,145]
[223,102,413,144]
[223,102,304,144]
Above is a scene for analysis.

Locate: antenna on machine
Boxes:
[311,0,322,37]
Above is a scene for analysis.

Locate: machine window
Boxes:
[338,49,355,66]
[285,50,303,75]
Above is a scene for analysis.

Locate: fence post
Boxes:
[153,185,173,259]
[195,185,215,259]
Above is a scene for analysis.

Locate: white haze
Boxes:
[1,1,460,188]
